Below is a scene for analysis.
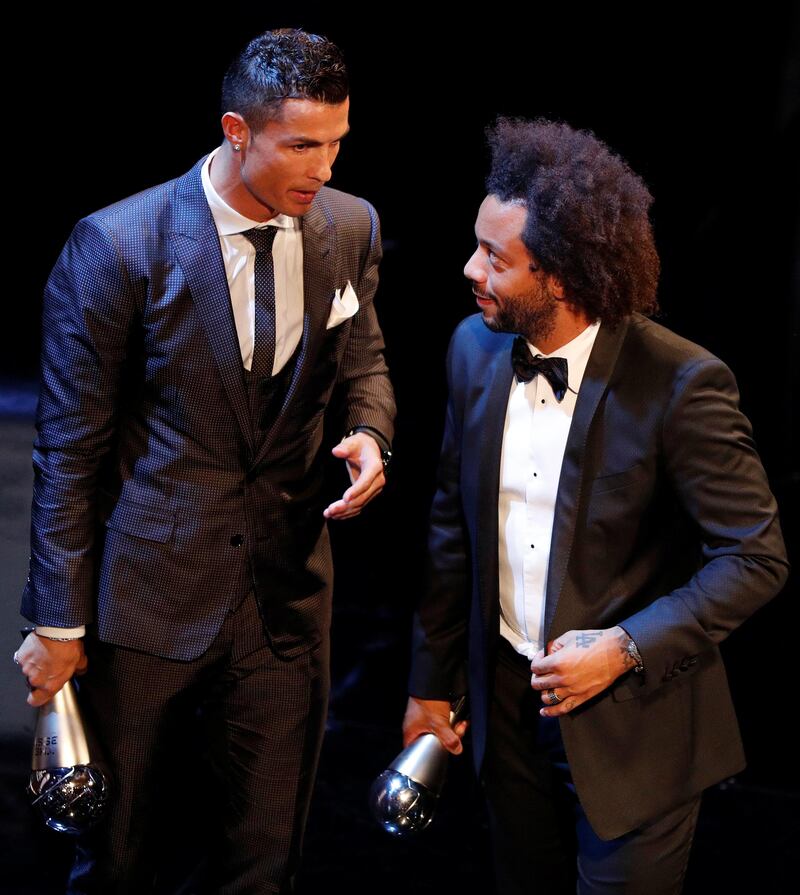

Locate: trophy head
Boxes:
[28,764,110,834]
[369,770,438,837]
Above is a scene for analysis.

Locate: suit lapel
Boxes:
[169,158,255,455]
[475,335,515,631]
[543,319,629,640]
[251,198,335,466]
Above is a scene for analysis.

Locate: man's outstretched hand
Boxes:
[324,433,386,520]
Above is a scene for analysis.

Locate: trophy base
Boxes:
[28,765,110,835]
[369,770,438,837]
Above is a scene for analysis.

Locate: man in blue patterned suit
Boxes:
[15,29,395,893]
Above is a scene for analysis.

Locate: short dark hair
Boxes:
[486,117,660,325]
[221,29,349,133]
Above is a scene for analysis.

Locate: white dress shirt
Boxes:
[37,146,306,640]
[498,321,601,660]
[201,146,304,375]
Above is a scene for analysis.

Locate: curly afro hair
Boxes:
[486,118,659,325]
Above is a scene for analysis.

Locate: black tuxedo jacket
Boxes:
[22,156,395,661]
[410,313,787,839]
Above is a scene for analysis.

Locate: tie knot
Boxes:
[242,227,277,254]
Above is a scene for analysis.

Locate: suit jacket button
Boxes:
[230,534,244,547]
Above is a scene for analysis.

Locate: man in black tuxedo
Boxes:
[403,118,788,893]
[15,29,395,893]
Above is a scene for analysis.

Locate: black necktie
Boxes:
[511,336,570,402]
[242,227,278,378]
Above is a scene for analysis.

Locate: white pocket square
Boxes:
[326,281,359,329]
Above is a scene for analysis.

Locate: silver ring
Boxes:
[545,689,563,706]
[12,651,19,666]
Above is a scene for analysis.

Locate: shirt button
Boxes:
[230,534,244,547]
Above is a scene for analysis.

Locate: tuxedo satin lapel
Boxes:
[475,336,515,631]
[543,320,629,641]
[169,159,254,455]
[252,199,335,466]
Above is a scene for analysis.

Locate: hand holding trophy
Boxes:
[28,678,110,834]
[370,696,466,837]
[17,629,110,834]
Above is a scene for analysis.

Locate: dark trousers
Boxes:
[67,591,329,895]
[481,639,700,895]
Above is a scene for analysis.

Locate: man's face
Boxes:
[238,97,350,218]
[464,195,559,344]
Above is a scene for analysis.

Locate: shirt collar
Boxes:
[200,146,298,236]
[528,319,600,362]
[528,320,601,393]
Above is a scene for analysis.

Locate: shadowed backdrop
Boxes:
[1,5,797,891]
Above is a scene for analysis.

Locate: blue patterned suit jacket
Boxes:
[22,156,396,661]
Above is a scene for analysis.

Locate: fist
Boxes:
[15,633,88,707]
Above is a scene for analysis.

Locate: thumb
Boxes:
[331,441,354,458]
[453,720,469,738]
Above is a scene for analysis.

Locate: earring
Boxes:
[233,143,241,152]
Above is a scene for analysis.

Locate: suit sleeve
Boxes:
[21,216,138,628]
[619,356,789,694]
[408,335,471,699]
[336,199,396,445]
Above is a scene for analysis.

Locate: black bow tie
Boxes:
[511,336,570,402]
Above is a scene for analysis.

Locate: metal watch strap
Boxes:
[626,638,644,673]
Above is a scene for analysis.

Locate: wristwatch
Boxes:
[625,637,644,673]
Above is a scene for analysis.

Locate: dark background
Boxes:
[1,5,798,891]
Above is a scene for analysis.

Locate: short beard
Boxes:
[480,286,559,346]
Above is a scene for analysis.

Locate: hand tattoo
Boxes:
[575,631,604,648]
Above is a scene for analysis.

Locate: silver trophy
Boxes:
[370,696,465,837]
[27,678,110,834]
